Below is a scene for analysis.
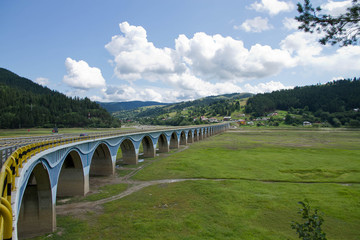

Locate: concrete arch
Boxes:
[17,162,54,239]
[187,130,193,143]
[157,133,169,153]
[141,135,155,158]
[90,143,114,176]
[170,132,179,149]
[199,129,203,140]
[57,150,85,197]
[180,131,187,145]
[120,139,138,165]
[194,129,198,142]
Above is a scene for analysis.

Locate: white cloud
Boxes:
[102,22,302,102]
[282,17,299,30]
[280,31,360,72]
[105,22,184,81]
[321,0,352,16]
[235,17,273,32]
[175,32,296,81]
[105,22,296,97]
[35,77,49,86]
[249,0,295,16]
[244,81,293,93]
[63,58,106,89]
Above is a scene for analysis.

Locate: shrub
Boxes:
[291,200,327,240]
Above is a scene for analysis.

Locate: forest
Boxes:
[245,78,360,127]
[0,68,121,129]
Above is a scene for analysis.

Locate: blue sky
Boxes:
[1,0,359,102]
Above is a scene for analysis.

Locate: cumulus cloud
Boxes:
[176,33,296,80]
[106,22,295,86]
[235,17,273,32]
[321,0,352,16]
[63,57,106,89]
[35,77,49,86]
[280,31,360,72]
[102,21,300,102]
[249,0,295,16]
[105,22,184,81]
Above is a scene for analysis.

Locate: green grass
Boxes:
[32,129,360,239]
[134,130,360,183]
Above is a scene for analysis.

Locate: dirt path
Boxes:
[56,146,193,216]
[56,178,207,216]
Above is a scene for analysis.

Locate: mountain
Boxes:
[0,68,121,129]
[98,101,170,112]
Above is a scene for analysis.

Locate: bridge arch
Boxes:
[57,150,85,197]
[199,129,203,140]
[120,138,137,165]
[194,129,198,142]
[141,135,155,158]
[90,143,113,176]
[17,162,54,239]
[170,132,179,149]
[157,133,169,153]
[180,131,187,145]
[187,130,193,143]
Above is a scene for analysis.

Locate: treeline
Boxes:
[0,68,121,129]
[245,78,360,127]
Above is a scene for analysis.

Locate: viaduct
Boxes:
[0,123,229,240]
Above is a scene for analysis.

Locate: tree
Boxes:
[296,0,360,46]
[291,200,327,240]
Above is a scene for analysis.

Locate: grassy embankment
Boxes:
[32,129,360,240]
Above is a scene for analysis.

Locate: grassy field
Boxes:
[32,129,360,240]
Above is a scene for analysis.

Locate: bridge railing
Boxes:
[0,123,228,239]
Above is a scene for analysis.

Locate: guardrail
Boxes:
[0,124,226,239]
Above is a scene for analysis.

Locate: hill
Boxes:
[98,101,170,112]
[245,78,360,127]
[113,92,253,126]
[0,68,121,129]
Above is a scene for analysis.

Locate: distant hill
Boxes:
[113,92,253,126]
[98,101,170,112]
[0,68,121,129]
[245,78,360,127]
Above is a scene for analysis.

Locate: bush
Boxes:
[291,200,327,240]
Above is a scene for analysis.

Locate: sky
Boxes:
[0,0,359,103]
